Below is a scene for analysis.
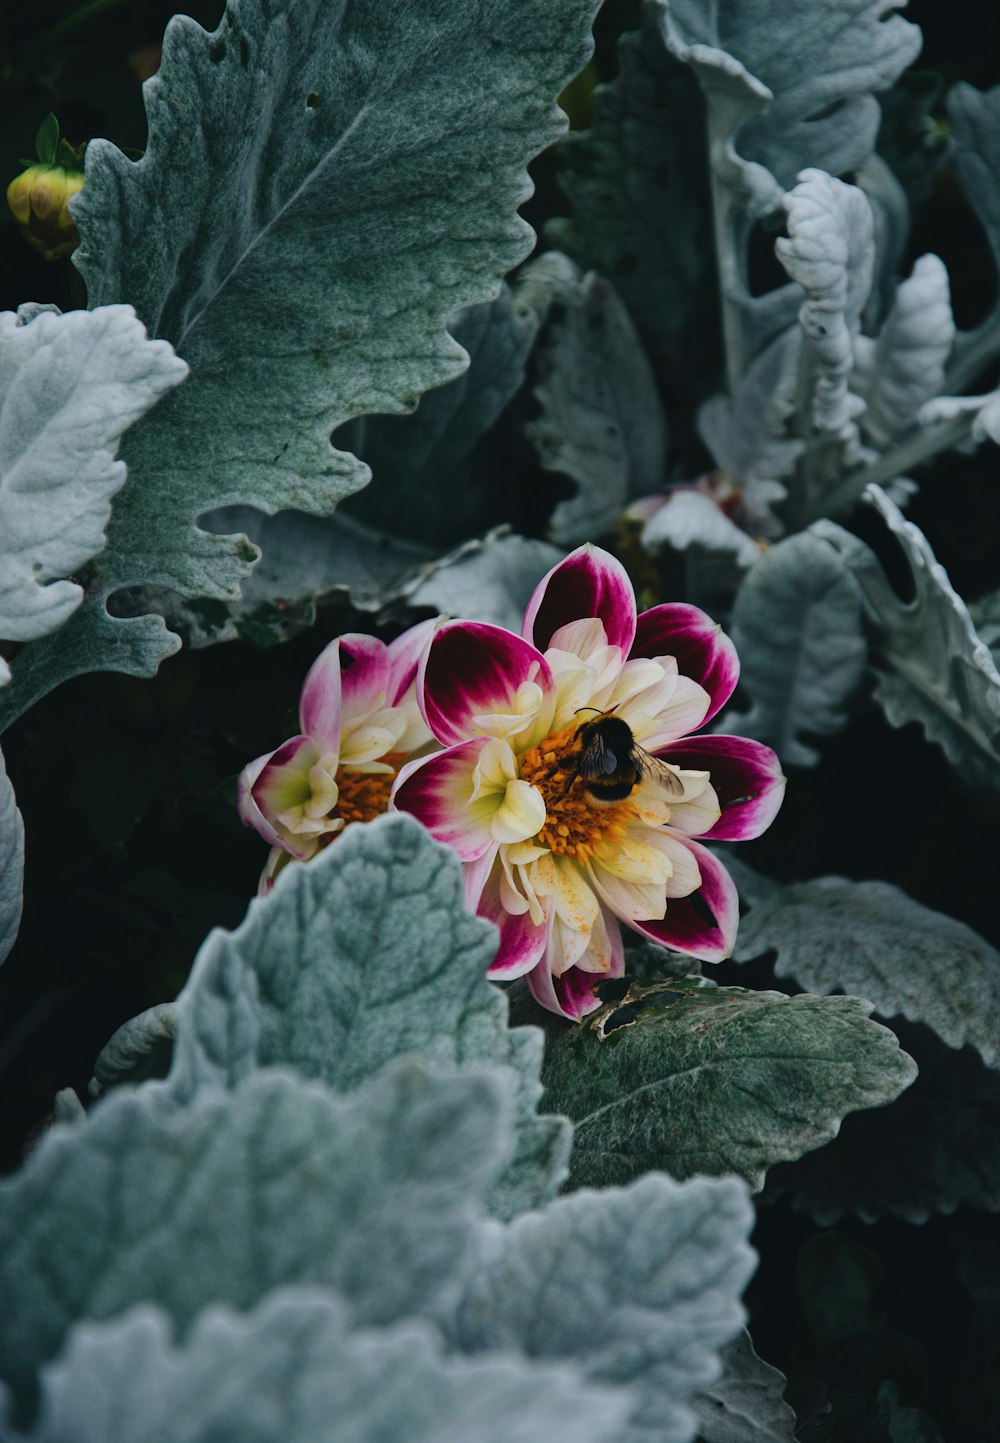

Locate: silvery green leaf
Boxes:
[0,1063,512,1398]
[339,285,540,551]
[8,1291,630,1443]
[540,979,916,1192]
[548,2,714,384]
[775,171,874,435]
[522,265,667,546]
[90,1004,177,1095]
[917,388,1000,445]
[856,154,910,330]
[727,529,868,767]
[10,0,596,712]
[696,329,802,540]
[448,1173,755,1443]
[691,1330,797,1443]
[830,486,1000,792]
[168,814,570,1219]
[0,305,186,649]
[857,254,954,448]
[732,865,1000,1067]
[0,745,23,964]
[405,530,566,633]
[768,1020,1000,1224]
[661,0,920,192]
[947,82,1000,392]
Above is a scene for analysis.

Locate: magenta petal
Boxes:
[523,544,637,655]
[481,899,549,981]
[391,740,496,860]
[525,952,604,1020]
[630,838,738,962]
[632,604,739,725]
[657,735,786,840]
[298,640,343,749]
[337,634,391,719]
[420,621,552,748]
[385,617,437,704]
[250,734,321,860]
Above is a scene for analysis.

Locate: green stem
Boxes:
[810,411,975,524]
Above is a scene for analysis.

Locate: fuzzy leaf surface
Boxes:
[0,745,23,964]
[448,1173,755,1443]
[4,1291,630,1443]
[768,1021,1000,1224]
[525,266,667,546]
[858,254,954,448]
[14,0,595,705]
[832,486,1000,792]
[168,814,570,1218]
[731,863,1000,1066]
[947,82,1000,389]
[0,305,186,649]
[661,0,921,192]
[691,1330,797,1443]
[0,1063,512,1398]
[727,529,868,766]
[540,980,916,1192]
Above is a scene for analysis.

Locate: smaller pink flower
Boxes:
[238,620,436,890]
[392,545,785,1021]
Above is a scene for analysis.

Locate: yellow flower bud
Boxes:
[6,164,84,261]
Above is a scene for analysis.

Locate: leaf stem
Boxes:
[813,411,975,523]
[944,311,1000,397]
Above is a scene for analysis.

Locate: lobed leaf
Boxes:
[0,305,186,652]
[857,254,955,449]
[447,1173,756,1443]
[540,978,916,1192]
[167,813,570,1218]
[0,1063,514,1400]
[727,529,868,767]
[730,860,1000,1067]
[691,1330,797,1443]
[2,1290,630,1443]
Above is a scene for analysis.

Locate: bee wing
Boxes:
[577,735,618,778]
[635,747,686,797]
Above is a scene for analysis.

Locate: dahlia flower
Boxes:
[238,620,435,889]
[392,545,784,1019]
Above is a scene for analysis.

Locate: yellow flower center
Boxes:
[519,724,633,863]
[315,754,405,847]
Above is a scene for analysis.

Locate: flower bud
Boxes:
[6,163,84,260]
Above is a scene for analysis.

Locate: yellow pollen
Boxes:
[317,753,405,846]
[519,724,634,859]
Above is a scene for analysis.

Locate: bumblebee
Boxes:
[552,710,686,802]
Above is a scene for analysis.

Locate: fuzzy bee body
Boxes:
[555,712,685,803]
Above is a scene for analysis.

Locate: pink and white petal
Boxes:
[572,901,625,977]
[637,674,711,751]
[523,544,637,656]
[385,616,439,705]
[298,641,343,749]
[391,740,497,860]
[656,735,786,841]
[250,735,324,855]
[588,853,668,926]
[463,845,500,912]
[663,780,721,838]
[237,750,285,847]
[632,603,740,725]
[629,838,739,962]
[337,634,392,721]
[478,869,550,980]
[419,622,554,749]
[527,953,605,1021]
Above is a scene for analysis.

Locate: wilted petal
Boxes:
[391,740,497,860]
[420,622,555,749]
[632,603,740,725]
[523,544,637,656]
[630,838,738,962]
[657,735,786,840]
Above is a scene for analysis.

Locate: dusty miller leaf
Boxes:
[167,814,570,1220]
[727,529,868,767]
[829,486,1000,793]
[731,864,1000,1067]
[692,1330,797,1443]
[0,305,186,650]
[0,1063,513,1400]
[947,82,1000,390]
[4,1291,630,1443]
[90,1003,177,1095]
[5,0,596,716]
[405,530,566,634]
[0,745,24,964]
[540,978,916,1192]
[768,1020,1000,1224]
[523,264,667,545]
[775,170,874,436]
[447,1173,756,1443]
